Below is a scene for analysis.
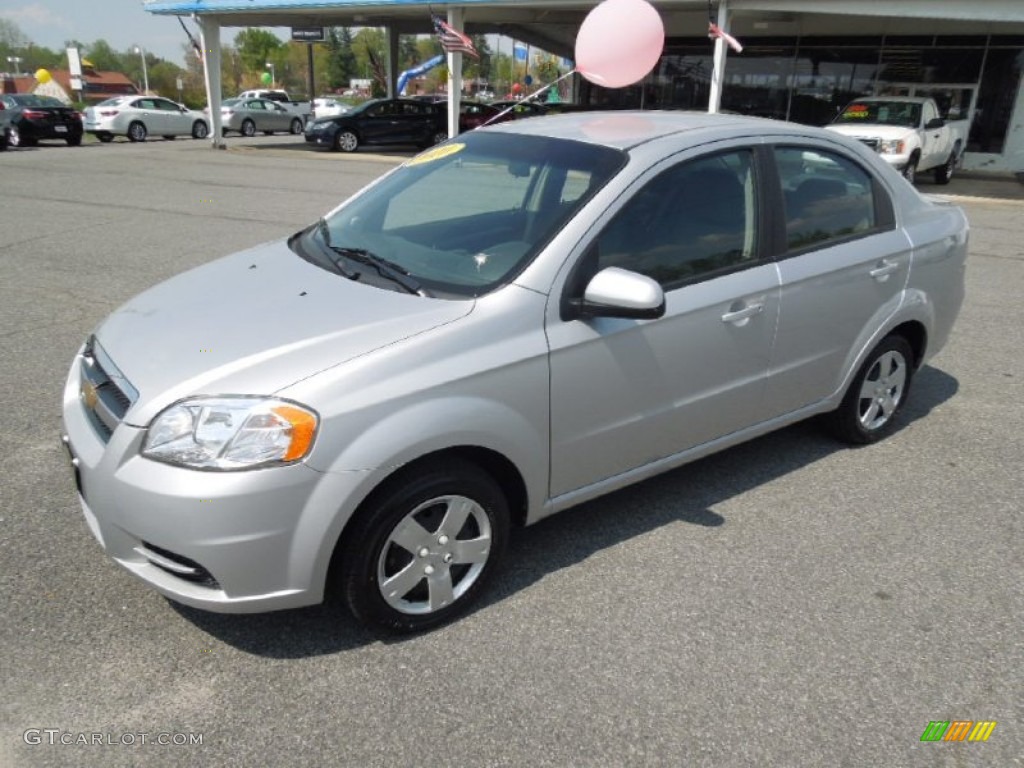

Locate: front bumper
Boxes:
[61,349,371,613]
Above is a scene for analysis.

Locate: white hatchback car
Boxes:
[84,96,210,143]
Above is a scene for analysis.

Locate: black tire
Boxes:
[66,134,82,147]
[191,121,208,139]
[934,147,958,185]
[241,119,256,137]
[289,117,303,135]
[828,335,915,445]
[9,125,34,147]
[96,133,114,143]
[432,129,449,146]
[336,458,510,634]
[334,129,358,152]
[0,129,7,151]
[127,121,147,142]
[902,156,918,184]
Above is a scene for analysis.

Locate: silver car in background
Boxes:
[84,96,210,143]
[62,112,967,634]
[218,97,306,137]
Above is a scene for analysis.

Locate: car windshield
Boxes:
[833,100,922,127]
[299,131,625,298]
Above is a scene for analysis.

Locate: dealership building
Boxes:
[146,0,1024,171]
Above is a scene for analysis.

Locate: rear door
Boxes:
[763,143,908,417]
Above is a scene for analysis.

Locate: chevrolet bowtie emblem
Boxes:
[81,380,99,410]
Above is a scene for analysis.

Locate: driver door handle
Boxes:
[721,301,765,324]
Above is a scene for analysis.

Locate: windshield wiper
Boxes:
[312,218,361,281]
[331,246,429,297]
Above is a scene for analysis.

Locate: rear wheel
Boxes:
[336,459,510,633]
[191,121,208,139]
[127,121,147,142]
[241,119,256,137]
[334,129,358,152]
[290,117,303,135]
[9,125,34,147]
[934,147,958,185]
[828,335,914,444]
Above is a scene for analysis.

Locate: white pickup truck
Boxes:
[236,89,311,124]
[825,97,968,184]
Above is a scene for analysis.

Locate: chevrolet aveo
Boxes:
[62,112,968,633]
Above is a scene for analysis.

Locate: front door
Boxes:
[547,146,780,497]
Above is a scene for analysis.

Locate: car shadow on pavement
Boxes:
[173,364,958,657]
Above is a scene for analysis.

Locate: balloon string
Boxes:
[479,68,578,128]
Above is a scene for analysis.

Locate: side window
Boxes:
[775,147,877,252]
[595,149,758,288]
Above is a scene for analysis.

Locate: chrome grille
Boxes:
[79,336,138,442]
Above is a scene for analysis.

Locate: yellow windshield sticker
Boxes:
[407,142,465,166]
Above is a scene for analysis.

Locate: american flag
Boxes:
[433,15,480,59]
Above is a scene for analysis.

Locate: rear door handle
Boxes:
[869,259,899,281]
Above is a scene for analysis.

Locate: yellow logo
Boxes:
[406,142,464,166]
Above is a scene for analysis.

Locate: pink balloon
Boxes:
[575,0,664,89]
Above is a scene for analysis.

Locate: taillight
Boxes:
[99,110,119,117]
[22,109,47,119]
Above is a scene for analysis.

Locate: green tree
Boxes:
[234,29,283,75]
[85,39,122,71]
[326,27,357,91]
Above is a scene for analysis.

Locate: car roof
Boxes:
[848,96,930,104]
[482,109,811,151]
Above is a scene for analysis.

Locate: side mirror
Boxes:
[568,267,666,320]
[925,117,945,130]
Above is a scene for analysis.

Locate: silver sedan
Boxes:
[84,96,209,143]
[219,98,305,137]
[62,111,967,634]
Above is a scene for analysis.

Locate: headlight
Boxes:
[142,397,318,470]
[879,139,905,155]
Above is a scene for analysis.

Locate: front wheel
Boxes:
[902,157,918,184]
[241,119,256,137]
[290,118,303,135]
[127,121,147,142]
[336,459,510,634]
[334,129,358,152]
[191,121,208,139]
[828,335,915,444]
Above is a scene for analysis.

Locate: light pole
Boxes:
[133,45,149,94]
[6,56,22,75]
[265,61,276,88]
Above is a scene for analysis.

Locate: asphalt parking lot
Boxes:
[1,134,1021,768]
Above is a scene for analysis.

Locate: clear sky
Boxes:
[0,0,289,64]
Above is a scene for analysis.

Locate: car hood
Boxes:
[93,238,473,426]
[825,123,914,141]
